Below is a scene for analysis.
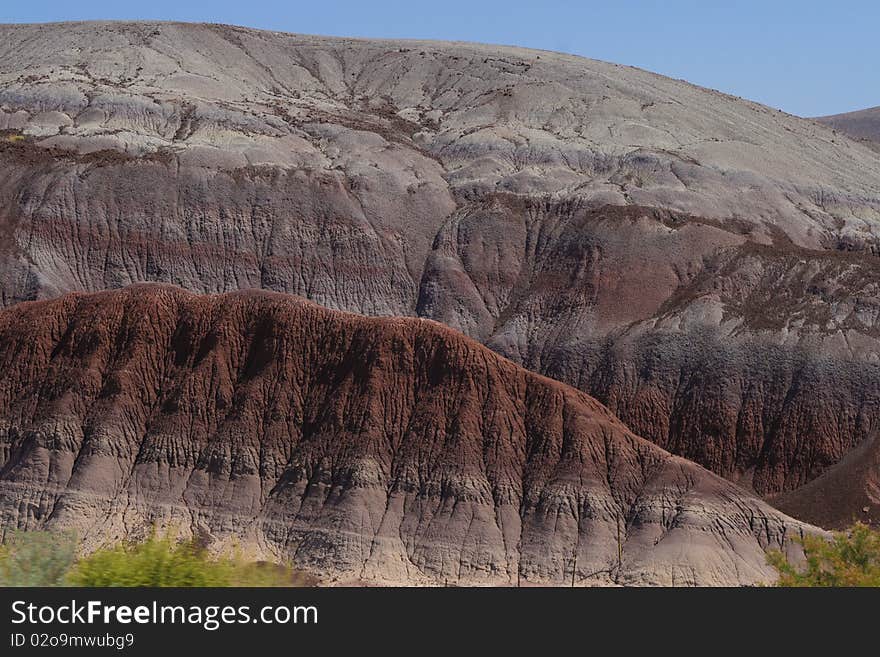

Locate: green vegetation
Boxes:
[0,530,316,587]
[768,522,880,586]
[67,535,314,587]
[0,529,78,586]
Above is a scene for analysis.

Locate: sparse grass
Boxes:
[768,522,880,586]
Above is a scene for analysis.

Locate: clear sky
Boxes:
[1,0,876,117]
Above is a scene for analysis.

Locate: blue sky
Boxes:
[1,1,876,117]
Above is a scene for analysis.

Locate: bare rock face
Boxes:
[0,285,812,585]
[1,22,880,511]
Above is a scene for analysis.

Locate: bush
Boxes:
[768,522,880,586]
[65,534,314,587]
[0,529,78,586]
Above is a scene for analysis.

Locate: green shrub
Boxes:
[768,522,880,586]
[65,534,314,587]
[0,529,78,586]
[0,529,315,587]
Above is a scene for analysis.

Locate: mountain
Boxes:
[1,22,880,515]
[815,106,880,149]
[0,284,813,586]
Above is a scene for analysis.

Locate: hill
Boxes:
[0,284,814,585]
